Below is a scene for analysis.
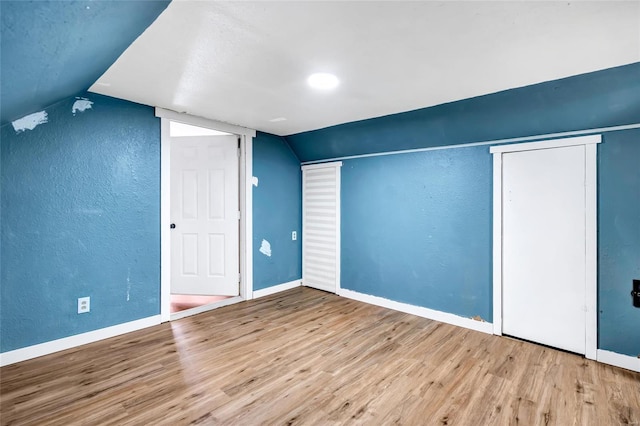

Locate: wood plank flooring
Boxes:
[1,287,639,425]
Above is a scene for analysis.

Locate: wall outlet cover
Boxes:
[78,296,90,314]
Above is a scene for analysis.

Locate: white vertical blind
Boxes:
[302,162,342,293]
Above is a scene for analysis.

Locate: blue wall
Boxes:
[342,146,492,320]
[598,130,640,357]
[287,63,640,357]
[1,0,170,124]
[1,93,160,352]
[286,62,640,163]
[252,132,302,291]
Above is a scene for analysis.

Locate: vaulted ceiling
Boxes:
[0,0,170,125]
[2,1,639,136]
[90,1,640,135]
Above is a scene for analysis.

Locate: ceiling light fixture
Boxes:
[307,73,339,90]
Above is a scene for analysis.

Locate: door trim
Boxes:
[490,134,600,360]
[156,108,256,322]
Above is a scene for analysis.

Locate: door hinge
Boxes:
[238,273,241,284]
[237,211,241,220]
[237,147,241,157]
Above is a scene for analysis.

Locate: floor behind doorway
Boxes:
[170,294,231,313]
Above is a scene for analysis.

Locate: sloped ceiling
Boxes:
[90,1,640,135]
[0,0,170,125]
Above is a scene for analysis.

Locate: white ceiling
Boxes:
[90,1,640,136]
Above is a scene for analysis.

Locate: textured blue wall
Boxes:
[1,93,160,352]
[286,62,640,162]
[288,63,639,357]
[598,130,640,357]
[342,146,492,320]
[1,0,170,124]
[252,132,302,291]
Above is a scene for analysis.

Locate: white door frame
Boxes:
[490,134,600,360]
[156,108,255,322]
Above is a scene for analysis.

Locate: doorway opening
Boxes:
[169,120,236,318]
[157,108,255,323]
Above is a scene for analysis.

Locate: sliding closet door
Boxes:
[302,162,342,293]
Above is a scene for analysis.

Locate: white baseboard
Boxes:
[0,315,161,367]
[597,349,640,372]
[337,288,494,334]
[253,279,302,299]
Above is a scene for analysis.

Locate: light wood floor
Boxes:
[1,287,639,425]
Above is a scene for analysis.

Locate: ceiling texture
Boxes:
[2,1,638,135]
[90,0,640,136]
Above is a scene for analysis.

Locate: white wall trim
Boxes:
[299,123,634,165]
[240,133,254,301]
[253,279,302,299]
[301,161,343,170]
[0,316,161,367]
[155,107,256,138]
[337,288,494,334]
[492,152,503,336]
[491,135,600,360]
[597,349,640,373]
[158,111,255,318]
[584,143,598,360]
[160,118,171,322]
[489,134,601,153]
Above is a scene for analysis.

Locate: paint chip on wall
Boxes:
[72,97,94,115]
[252,176,259,187]
[11,111,48,133]
[259,239,272,257]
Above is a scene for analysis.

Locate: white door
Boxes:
[170,135,239,296]
[302,162,342,293]
[501,144,587,354]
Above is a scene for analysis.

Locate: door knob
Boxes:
[170,223,176,229]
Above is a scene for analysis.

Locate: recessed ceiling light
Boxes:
[307,73,339,90]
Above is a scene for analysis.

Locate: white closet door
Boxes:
[492,135,600,359]
[302,162,342,293]
[501,145,586,354]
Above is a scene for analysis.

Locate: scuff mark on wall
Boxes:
[259,239,272,257]
[471,315,486,322]
[252,176,259,187]
[11,111,48,133]
[72,97,93,115]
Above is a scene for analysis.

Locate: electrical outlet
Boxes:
[78,297,90,314]
[292,231,297,241]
